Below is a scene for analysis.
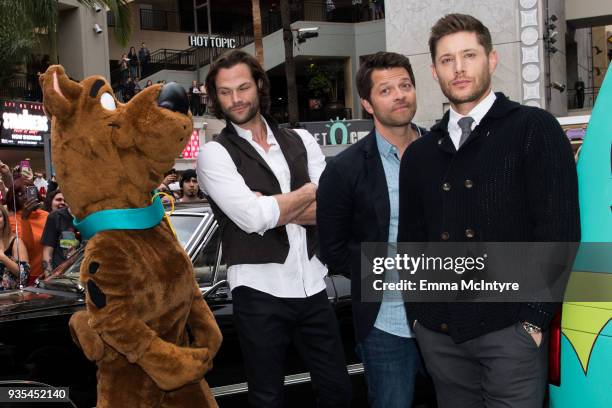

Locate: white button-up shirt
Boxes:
[197,117,328,298]
[448,90,496,150]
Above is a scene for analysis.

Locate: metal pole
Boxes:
[193,0,200,83]
[207,0,213,68]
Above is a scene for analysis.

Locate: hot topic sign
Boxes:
[1,100,49,147]
[189,35,237,49]
[297,118,373,146]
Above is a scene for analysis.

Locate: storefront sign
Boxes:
[296,118,373,146]
[189,35,237,49]
[1,100,48,147]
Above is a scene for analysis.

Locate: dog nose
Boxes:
[157,82,189,115]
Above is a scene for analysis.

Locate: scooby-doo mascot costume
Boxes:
[39,65,222,407]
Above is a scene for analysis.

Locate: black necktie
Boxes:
[457,116,475,148]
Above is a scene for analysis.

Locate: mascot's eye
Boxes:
[100,93,117,111]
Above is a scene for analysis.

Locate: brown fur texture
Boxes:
[39,65,222,407]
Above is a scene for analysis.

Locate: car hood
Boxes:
[0,287,84,322]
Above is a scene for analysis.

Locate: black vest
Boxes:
[209,118,318,267]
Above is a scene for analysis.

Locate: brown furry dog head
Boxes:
[39,65,192,219]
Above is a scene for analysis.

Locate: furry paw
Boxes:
[137,337,212,391]
[69,311,105,361]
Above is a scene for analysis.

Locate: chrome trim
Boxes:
[202,280,228,299]
[211,363,364,397]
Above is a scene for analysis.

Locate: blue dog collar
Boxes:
[73,195,165,240]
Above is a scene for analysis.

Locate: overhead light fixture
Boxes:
[551,81,566,92]
[93,23,103,34]
[93,4,102,12]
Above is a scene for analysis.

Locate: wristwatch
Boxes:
[522,321,542,334]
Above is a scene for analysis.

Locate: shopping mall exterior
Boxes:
[1,0,611,172]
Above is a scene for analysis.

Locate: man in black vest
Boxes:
[317,52,425,408]
[197,50,351,407]
[398,14,580,407]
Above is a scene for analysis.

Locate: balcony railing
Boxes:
[0,74,42,102]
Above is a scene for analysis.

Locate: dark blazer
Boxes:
[398,93,580,343]
[317,129,424,343]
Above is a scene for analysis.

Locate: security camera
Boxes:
[296,27,319,44]
[551,81,566,92]
[93,23,103,34]
[93,4,102,12]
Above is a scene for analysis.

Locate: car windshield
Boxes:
[171,214,204,247]
[47,212,205,286]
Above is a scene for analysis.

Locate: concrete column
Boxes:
[57,0,110,80]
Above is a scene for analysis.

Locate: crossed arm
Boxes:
[197,130,324,233]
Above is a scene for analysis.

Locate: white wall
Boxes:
[385,0,526,127]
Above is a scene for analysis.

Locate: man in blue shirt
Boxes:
[317,52,425,407]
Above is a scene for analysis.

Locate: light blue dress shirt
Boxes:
[373,130,413,338]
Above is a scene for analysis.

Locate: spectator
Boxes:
[326,0,335,20]
[43,189,67,213]
[1,205,30,290]
[119,53,129,84]
[41,196,80,277]
[127,46,139,80]
[373,0,384,19]
[157,169,181,202]
[178,169,201,202]
[0,159,11,199]
[138,42,151,77]
[199,83,208,114]
[134,77,142,95]
[124,77,136,102]
[145,79,153,88]
[189,80,201,115]
[5,177,48,285]
[33,172,48,199]
[352,0,362,22]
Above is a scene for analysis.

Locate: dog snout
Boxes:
[157,82,189,115]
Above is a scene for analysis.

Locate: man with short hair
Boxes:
[197,50,351,408]
[179,169,201,202]
[138,42,150,77]
[41,194,80,277]
[317,52,425,408]
[398,13,580,407]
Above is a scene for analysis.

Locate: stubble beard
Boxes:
[223,99,260,126]
[443,72,492,107]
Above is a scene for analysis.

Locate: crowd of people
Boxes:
[0,159,204,290]
[116,42,150,103]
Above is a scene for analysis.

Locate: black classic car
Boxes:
[0,202,435,407]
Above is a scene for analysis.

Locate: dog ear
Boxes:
[39,65,83,121]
